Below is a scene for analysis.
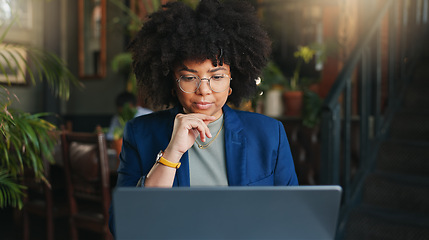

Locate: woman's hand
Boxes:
[164,113,216,162]
[145,113,216,187]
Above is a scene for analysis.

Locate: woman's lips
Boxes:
[194,102,212,110]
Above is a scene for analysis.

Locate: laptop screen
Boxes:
[113,186,342,240]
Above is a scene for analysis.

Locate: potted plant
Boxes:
[283,45,318,116]
[284,41,334,117]
[0,15,81,209]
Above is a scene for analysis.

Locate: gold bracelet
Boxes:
[156,150,181,169]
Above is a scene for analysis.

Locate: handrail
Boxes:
[323,1,393,110]
[319,0,429,239]
[320,0,395,189]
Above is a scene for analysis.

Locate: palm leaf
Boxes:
[0,170,25,209]
[0,108,58,209]
[0,45,27,83]
[1,26,82,101]
[0,44,83,100]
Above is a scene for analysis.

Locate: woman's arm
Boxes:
[144,113,216,187]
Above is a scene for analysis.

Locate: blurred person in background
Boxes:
[106,91,152,141]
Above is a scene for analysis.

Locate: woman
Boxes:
[110,0,298,234]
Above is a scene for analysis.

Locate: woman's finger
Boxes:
[168,113,218,156]
[178,113,215,138]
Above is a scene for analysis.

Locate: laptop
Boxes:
[113,186,342,240]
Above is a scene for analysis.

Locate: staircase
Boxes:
[343,46,429,239]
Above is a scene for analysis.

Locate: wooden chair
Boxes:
[61,132,112,240]
[21,147,69,240]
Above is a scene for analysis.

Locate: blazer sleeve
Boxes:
[116,120,145,187]
[274,120,299,186]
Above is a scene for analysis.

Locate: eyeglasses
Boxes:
[176,74,232,93]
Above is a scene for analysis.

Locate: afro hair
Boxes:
[129,0,271,108]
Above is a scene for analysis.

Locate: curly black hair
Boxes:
[129,0,271,108]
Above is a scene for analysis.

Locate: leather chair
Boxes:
[21,147,68,240]
[61,132,112,240]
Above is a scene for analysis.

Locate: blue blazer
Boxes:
[109,105,298,234]
[116,104,298,187]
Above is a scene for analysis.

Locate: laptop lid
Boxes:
[113,186,342,240]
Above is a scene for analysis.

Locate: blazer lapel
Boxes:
[223,105,247,186]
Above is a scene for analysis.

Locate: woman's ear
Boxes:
[228,88,232,96]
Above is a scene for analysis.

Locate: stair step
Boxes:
[362,171,429,215]
[376,140,429,175]
[389,114,429,141]
[401,56,429,113]
[344,204,429,240]
[402,85,429,111]
[402,62,429,110]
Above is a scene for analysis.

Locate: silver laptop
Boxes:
[113,186,342,240]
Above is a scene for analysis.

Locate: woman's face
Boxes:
[173,59,231,120]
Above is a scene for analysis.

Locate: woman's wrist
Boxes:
[163,145,184,164]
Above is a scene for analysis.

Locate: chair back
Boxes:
[21,138,68,240]
[61,131,111,239]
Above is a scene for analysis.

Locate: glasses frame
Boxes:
[176,74,232,93]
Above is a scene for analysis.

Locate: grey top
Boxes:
[188,114,228,186]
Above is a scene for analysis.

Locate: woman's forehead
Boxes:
[175,58,228,70]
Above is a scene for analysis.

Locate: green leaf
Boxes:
[302,90,323,128]
[0,170,25,209]
[0,44,82,100]
[111,52,132,74]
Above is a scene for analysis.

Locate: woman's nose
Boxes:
[196,79,212,94]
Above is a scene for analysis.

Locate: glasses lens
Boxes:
[179,75,199,93]
[209,74,230,92]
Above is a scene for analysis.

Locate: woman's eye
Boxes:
[182,76,197,81]
[211,75,225,80]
